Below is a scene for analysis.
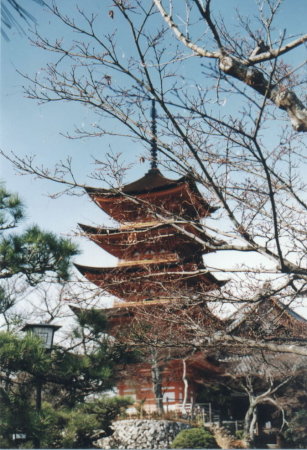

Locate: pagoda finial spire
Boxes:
[150,99,158,170]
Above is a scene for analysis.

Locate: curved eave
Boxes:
[74,262,226,303]
[185,177,218,214]
[70,302,175,321]
[85,169,186,197]
[78,222,215,241]
[273,298,307,324]
[186,353,223,375]
[78,222,217,259]
[75,261,224,283]
[85,169,218,218]
[229,298,307,340]
[70,302,224,336]
[86,186,217,216]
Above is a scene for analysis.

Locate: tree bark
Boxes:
[154,0,307,132]
[219,56,307,132]
[244,399,257,446]
[182,358,189,415]
[151,362,164,415]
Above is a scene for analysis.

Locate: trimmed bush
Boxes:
[171,427,218,448]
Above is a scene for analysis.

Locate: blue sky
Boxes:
[1,0,306,274]
[1,0,131,265]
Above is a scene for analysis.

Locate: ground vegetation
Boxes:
[0,311,134,448]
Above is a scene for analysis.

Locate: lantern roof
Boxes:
[21,323,61,332]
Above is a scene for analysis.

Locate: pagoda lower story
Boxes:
[75,167,226,412]
[117,356,223,413]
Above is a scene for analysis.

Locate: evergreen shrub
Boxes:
[171,427,218,448]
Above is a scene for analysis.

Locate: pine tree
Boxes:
[0,184,78,318]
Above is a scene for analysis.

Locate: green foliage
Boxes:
[0,329,134,448]
[0,184,78,317]
[40,404,100,449]
[0,186,24,231]
[77,308,108,335]
[235,429,244,440]
[34,396,133,449]
[0,331,49,373]
[0,286,14,314]
[0,384,42,449]
[284,409,307,449]
[0,330,131,405]
[48,345,116,404]
[61,409,98,449]
[82,396,133,435]
[0,225,79,284]
[0,391,132,449]
[171,427,218,449]
[0,332,53,448]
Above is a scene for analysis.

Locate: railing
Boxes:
[158,398,221,422]
[130,398,244,433]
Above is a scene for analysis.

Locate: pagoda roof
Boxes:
[119,168,183,194]
[85,169,217,222]
[71,303,225,377]
[86,168,214,199]
[227,297,307,341]
[70,300,224,338]
[75,261,225,302]
[78,222,218,260]
[218,351,306,378]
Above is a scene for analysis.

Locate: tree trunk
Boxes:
[151,362,164,415]
[182,358,189,415]
[249,407,258,444]
[244,400,256,447]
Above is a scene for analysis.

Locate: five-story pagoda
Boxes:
[75,103,225,411]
